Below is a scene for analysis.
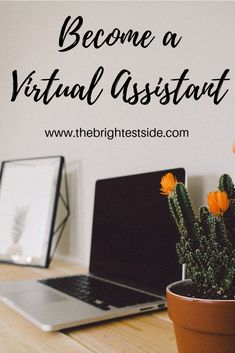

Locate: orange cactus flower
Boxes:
[232,144,235,154]
[160,173,177,196]
[207,191,229,216]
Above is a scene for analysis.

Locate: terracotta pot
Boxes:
[166,280,235,353]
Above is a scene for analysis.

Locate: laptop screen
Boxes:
[89,168,185,295]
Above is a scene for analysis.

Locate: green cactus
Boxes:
[229,199,235,217]
[169,183,196,236]
[164,174,235,299]
[218,175,235,248]
[219,174,235,198]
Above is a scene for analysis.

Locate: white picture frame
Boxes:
[0,156,64,267]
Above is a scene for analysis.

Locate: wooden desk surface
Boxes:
[0,259,177,353]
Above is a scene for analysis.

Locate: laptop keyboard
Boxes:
[39,275,161,311]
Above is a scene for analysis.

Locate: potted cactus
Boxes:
[160,173,235,353]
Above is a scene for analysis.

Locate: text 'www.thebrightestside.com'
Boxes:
[44,128,190,141]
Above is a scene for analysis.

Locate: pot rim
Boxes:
[167,279,235,303]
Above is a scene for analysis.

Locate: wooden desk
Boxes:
[0,260,177,353]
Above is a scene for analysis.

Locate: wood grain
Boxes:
[0,259,177,353]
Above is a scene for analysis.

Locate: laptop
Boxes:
[0,167,185,331]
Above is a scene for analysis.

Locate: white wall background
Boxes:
[0,1,234,265]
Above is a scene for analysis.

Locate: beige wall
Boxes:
[0,1,234,265]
